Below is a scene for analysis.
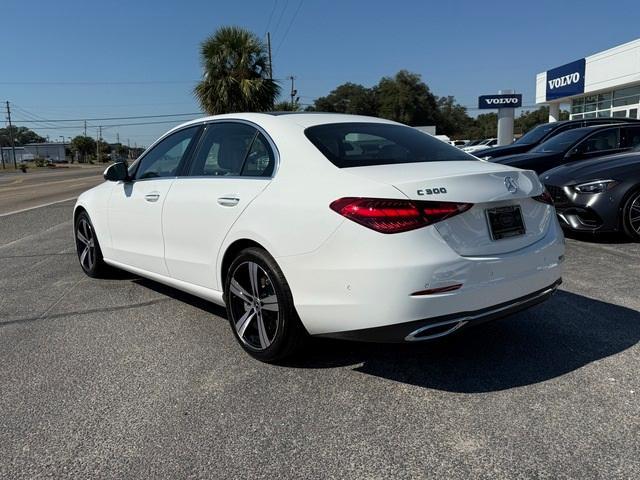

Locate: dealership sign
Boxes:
[478,94,522,109]
[545,58,585,101]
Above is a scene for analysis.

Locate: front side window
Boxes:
[304,123,476,168]
[134,126,199,180]
[188,123,257,176]
[576,128,620,154]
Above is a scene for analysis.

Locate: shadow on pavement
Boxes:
[287,291,640,392]
[132,278,640,393]
[564,229,633,245]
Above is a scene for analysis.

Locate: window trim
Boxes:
[181,119,280,180]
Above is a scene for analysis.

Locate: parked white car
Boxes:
[462,138,497,153]
[74,113,564,361]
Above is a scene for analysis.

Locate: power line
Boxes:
[0,80,198,86]
[271,0,289,38]
[275,0,304,56]
[12,112,203,123]
[263,0,278,37]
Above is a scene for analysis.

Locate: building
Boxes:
[536,38,640,122]
[24,142,67,162]
[0,147,27,165]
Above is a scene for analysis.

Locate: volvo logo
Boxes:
[504,176,518,194]
[548,72,580,90]
[484,97,519,105]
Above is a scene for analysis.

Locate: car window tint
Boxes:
[241,132,275,177]
[134,126,199,180]
[623,126,640,148]
[576,129,620,154]
[189,123,256,176]
[305,123,476,168]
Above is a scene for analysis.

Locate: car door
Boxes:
[162,121,276,290]
[107,125,201,274]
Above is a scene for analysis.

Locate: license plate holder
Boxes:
[486,205,525,240]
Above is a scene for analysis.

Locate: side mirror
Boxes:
[103,162,130,182]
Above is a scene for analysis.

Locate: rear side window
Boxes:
[622,126,640,148]
[304,123,476,168]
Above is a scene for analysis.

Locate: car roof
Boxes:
[550,117,640,127]
[170,112,399,132]
[556,123,638,135]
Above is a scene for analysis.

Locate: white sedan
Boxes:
[461,138,498,154]
[74,113,564,361]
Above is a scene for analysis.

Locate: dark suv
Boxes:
[492,123,640,174]
[475,118,640,160]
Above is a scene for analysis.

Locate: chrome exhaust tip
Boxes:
[404,319,468,342]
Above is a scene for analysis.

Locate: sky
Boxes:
[1,0,639,146]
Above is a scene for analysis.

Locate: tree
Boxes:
[436,96,473,137]
[194,26,280,114]
[0,126,45,146]
[312,82,378,116]
[515,106,569,135]
[70,135,96,163]
[272,100,301,111]
[375,70,440,126]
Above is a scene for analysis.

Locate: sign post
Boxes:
[478,91,522,147]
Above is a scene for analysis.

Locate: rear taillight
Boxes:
[533,189,554,205]
[329,197,473,234]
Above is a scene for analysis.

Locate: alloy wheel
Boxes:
[76,218,96,272]
[228,261,280,351]
[629,194,640,235]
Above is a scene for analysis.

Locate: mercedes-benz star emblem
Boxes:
[504,176,518,194]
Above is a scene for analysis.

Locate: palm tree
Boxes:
[194,26,280,114]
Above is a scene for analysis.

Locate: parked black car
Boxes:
[491,123,640,174]
[474,118,640,160]
[542,149,640,241]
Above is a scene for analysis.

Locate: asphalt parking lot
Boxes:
[1,201,639,479]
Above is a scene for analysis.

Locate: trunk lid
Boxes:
[344,161,552,255]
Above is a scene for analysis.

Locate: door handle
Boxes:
[145,192,160,202]
[217,196,240,207]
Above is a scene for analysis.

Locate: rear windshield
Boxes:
[304,122,476,168]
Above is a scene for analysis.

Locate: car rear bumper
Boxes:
[316,280,561,342]
[276,216,565,337]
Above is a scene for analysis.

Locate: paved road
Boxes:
[0,166,104,216]
[0,202,638,479]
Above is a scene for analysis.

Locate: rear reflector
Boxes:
[533,189,554,205]
[411,284,463,296]
[330,197,473,233]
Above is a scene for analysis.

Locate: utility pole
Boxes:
[267,32,273,80]
[5,101,17,168]
[96,126,102,163]
[287,76,297,109]
[84,120,87,137]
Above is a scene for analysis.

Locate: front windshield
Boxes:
[515,123,556,145]
[531,129,587,153]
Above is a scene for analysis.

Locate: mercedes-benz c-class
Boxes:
[74,113,564,361]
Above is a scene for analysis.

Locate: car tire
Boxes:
[622,190,640,242]
[74,211,109,277]
[224,247,305,362]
